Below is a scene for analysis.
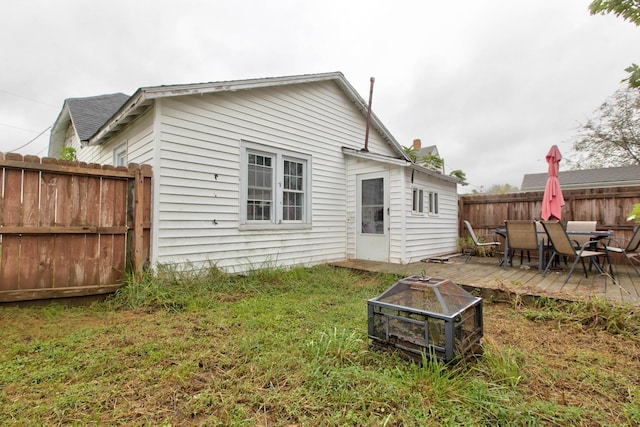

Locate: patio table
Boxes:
[493,227,613,273]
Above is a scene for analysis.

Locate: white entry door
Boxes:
[356,172,390,261]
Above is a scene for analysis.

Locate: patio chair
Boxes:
[504,220,539,268]
[536,220,559,269]
[566,221,597,247]
[541,220,613,284]
[462,220,501,263]
[604,225,640,277]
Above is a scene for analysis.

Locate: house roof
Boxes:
[49,93,129,155]
[521,165,640,191]
[67,93,130,141]
[416,145,438,158]
[49,72,411,162]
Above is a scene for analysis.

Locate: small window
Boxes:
[114,143,127,167]
[428,191,439,215]
[412,188,424,214]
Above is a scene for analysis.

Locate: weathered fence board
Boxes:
[459,186,640,262]
[0,153,152,303]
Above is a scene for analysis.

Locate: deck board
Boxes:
[330,255,640,307]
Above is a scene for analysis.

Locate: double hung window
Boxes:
[242,142,310,228]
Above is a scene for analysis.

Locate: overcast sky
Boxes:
[1,0,639,192]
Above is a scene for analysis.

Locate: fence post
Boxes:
[132,165,145,278]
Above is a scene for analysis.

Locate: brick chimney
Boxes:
[412,139,421,150]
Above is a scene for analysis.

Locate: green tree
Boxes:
[403,145,466,181]
[590,0,640,87]
[463,183,517,195]
[449,169,466,181]
[629,203,640,221]
[58,147,77,161]
[421,152,445,172]
[571,86,640,168]
[403,145,443,171]
[403,145,419,162]
[486,183,519,194]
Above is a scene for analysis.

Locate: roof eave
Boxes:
[140,72,346,99]
[88,89,150,146]
[87,72,412,160]
[342,147,460,184]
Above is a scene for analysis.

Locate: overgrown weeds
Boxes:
[522,296,640,338]
[1,265,638,426]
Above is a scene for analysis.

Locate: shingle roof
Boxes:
[417,145,438,157]
[66,93,129,141]
[521,165,640,191]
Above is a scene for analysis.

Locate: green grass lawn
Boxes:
[1,264,639,426]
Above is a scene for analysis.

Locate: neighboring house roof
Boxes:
[521,165,640,191]
[67,93,130,141]
[49,93,129,154]
[49,72,411,163]
[416,145,438,158]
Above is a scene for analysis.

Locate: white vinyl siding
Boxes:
[70,77,459,272]
[402,170,458,262]
[345,155,459,263]
[151,81,396,272]
[73,110,155,166]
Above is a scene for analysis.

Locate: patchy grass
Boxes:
[0,265,639,426]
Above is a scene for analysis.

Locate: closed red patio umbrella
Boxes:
[541,145,565,220]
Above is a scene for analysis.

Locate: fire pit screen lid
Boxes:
[372,275,478,316]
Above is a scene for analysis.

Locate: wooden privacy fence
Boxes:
[459,186,640,259]
[0,153,152,303]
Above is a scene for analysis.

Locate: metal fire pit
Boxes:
[368,275,483,363]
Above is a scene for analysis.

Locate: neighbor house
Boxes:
[521,165,640,191]
[49,72,460,272]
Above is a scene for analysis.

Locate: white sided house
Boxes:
[49,72,460,272]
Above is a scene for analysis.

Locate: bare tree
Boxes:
[571,87,640,169]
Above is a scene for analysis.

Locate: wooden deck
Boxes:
[331,254,640,307]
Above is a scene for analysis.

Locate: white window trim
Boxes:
[113,142,128,167]
[239,141,312,231]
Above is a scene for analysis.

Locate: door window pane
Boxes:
[362,177,384,234]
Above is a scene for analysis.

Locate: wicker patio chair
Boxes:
[604,225,640,277]
[541,220,612,284]
[463,220,501,263]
